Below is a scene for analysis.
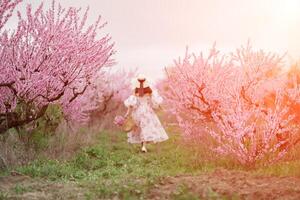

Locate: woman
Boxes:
[124,75,168,152]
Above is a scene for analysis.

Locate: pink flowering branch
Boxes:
[0,0,22,30]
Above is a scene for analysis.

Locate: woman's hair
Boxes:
[135,86,152,96]
[135,79,152,96]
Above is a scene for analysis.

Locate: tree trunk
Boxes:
[0,105,48,135]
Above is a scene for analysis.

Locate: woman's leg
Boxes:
[141,142,147,152]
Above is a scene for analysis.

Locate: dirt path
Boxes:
[148,169,300,200]
[2,169,300,199]
[0,173,86,200]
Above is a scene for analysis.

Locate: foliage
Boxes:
[161,43,300,166]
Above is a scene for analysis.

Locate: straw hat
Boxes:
[131,74,152,89]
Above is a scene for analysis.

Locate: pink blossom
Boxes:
[114,115,125,126]
[0,0,22,30]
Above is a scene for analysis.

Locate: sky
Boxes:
[6,0,300,81]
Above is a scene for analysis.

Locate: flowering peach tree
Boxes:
[0,1,115,133]
[63,69,135,124]
[162,43,300,166]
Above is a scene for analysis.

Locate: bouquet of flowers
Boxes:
[114,115,125,126]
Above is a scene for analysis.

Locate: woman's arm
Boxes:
[151,90,163,109]
[124,106,132,118]
[124,95,137,118]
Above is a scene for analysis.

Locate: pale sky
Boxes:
[6,0,300,80]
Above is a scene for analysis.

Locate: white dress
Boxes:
[124,90,169,144]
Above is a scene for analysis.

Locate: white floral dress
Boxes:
[124,90,169,144]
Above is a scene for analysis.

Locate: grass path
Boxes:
[1,131,300,199]
[0,131,204,199]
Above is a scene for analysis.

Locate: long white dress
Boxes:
[124,90,169,144]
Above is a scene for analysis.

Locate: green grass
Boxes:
[6,130,300,199]
[171,183,199,200]
[254,160,300,177]
[0,169,9,177]
[13,131,206,199]
[12,184,33,195]
[0,191,8,200]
